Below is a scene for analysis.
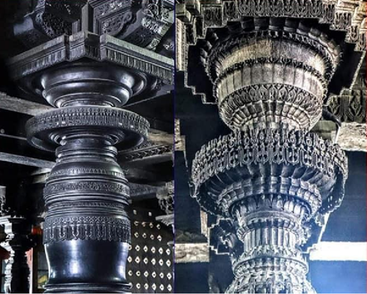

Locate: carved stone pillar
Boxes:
[8,29,173,293]
[24,62,149,292]
[4,0,173,292]
[193,128,347,293]
[191,33,347,293]
[177,2,365,292]
[0,217,32,294]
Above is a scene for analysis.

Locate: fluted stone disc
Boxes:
[26,106,150,152]
[191,128,347,217]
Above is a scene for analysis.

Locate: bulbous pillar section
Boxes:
[26,62,150,293]
[191,22,348,294]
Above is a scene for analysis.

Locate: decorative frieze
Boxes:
[43,216,131,244]
[8,32,174,84]
[327,68,366,123]
[13,0,175,59]
[177,0,366,51]
[192,129,347,215]
[89,0,133,35]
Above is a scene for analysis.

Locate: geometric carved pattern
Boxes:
[234,0,331,19]
[89,0,133,36]
[26,106,149,152]
[27,104,149,129]
[123,0,174,55]
[127,210,173,293]
[218,83,323,131]
[44,181,130,199]
[328,94,366,123]
[120,141,172,162]
[13,0,87,47]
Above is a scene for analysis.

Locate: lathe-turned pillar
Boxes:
[187,17,352,293]
[25,62,150,293]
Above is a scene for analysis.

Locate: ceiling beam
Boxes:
[0,92,51,116]
[175,241,367,263]
[310,242,367,262]
[0,152,54,169]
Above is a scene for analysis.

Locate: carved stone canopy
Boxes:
[13,0,175,58]
[8,31,174,97]
[177,0,366,104]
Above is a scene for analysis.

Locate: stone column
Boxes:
[189,20,349,293]
[0,217,32,294]
[5,1,173,292]
[25,62,150,293]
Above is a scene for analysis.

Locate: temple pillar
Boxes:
[178,2,365,293]
[8,14,173,293]
[24,62,149,292]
